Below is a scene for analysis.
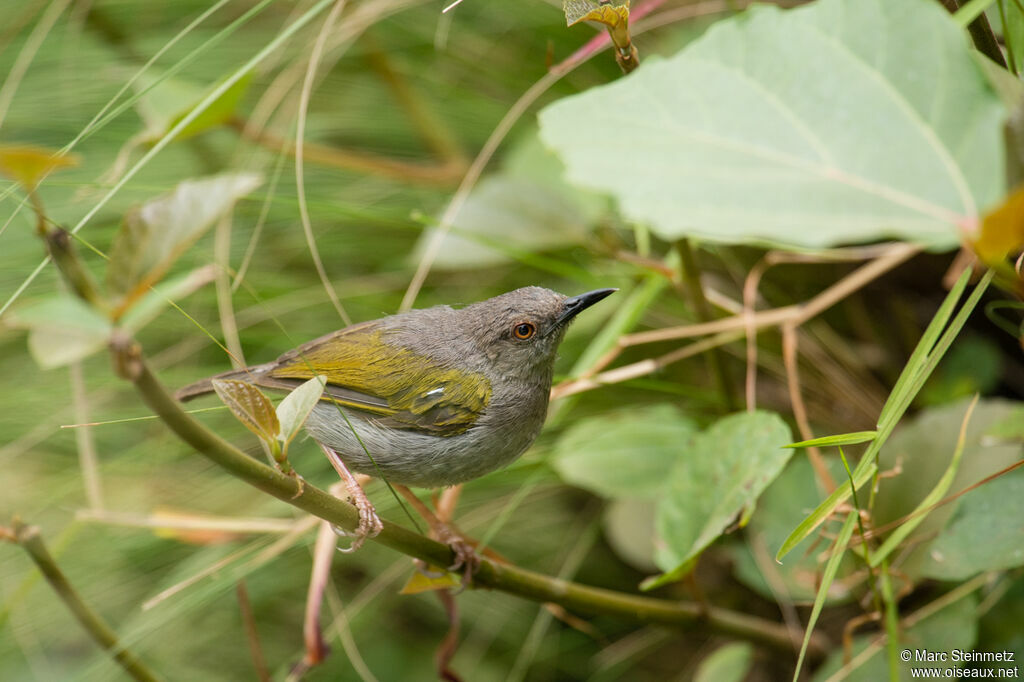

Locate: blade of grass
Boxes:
[954,0,997,27]
[791,511,857,682]
[869,394,978,567]
[876,268,971,429]
[777,269,990,561]
[785,431,878,448]
[879,560,901,682]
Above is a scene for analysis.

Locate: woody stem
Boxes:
[111,333,829,659]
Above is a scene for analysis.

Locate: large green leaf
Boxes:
[551,404,697,499]
[649,411,792,587]
[539,0,1005,249]
[920,467,1024,580]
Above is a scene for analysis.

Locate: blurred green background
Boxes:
[2,0,1023,680]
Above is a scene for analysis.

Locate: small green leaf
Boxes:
[211,379,280,445]
[648,411,792,589]
[7,295,112,369]
[785,431,878,448]
[276,375,327,450]
[107,173,261,302]
[694,642,754,682]
[551,404,697,499]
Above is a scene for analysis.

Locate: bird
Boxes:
[176,286,615,570]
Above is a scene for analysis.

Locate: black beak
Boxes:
[555,288,617,327]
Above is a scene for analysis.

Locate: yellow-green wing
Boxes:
[266,323,491,437]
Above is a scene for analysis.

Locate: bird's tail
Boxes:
[174,363,274,402]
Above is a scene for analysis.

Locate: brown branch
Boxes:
[231,118,465,186]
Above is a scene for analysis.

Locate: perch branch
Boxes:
[109,334,829,658]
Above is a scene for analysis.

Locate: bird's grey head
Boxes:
[457,286,616,383]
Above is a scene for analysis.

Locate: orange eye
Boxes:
[512,322,536,340]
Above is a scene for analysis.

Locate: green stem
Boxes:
[45,226,106,311]
[8,519,163,682]
[676,240,737,411]
[111,334,828,658]
[948,0,1007,68]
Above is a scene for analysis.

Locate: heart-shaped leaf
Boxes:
[540,0,1005,249]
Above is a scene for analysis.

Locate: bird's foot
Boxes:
[432,522,480,589]
[330,497,382,554]
[319,444,382,553]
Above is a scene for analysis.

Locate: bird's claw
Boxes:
[331,496,382,553]
[434,525,479,589]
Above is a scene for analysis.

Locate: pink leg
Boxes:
[318,443,382,552]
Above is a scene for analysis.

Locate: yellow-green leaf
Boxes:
[0,144,79,190]
[211,379,280,445]
[564,0,629,27]
[974,183,1024,262]
[399,567,460,594]
[134,72,252,142]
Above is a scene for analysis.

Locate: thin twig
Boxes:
[294,0,352,326]
[236,580,272,682]
[70,362,104,511]
[567,244,920,402]
[783,324,835,491]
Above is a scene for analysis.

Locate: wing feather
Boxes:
[263,323,491,436]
